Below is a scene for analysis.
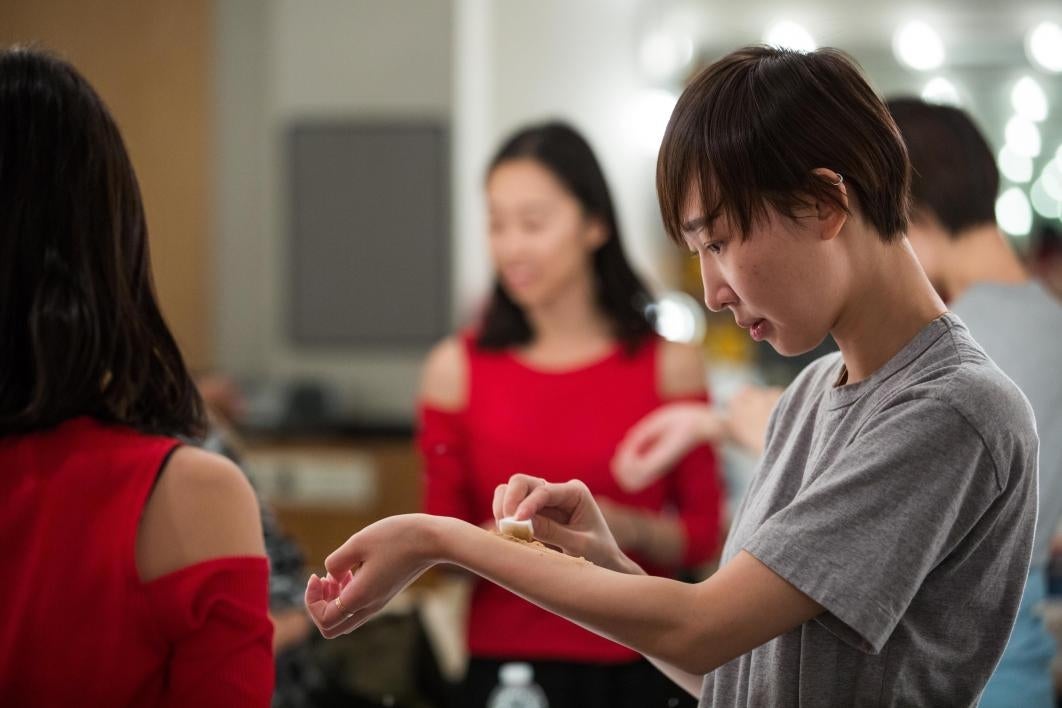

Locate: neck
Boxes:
[831,235,947,385]
[524,269,612,352]
[940,223,1028,303]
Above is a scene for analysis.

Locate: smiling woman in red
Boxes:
[417,122,723,708]
[0,47,273,706]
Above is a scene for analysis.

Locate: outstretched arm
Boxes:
[306,479,821,677]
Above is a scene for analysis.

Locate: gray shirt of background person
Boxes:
[701,313,1038,708]
[951,281,1062,571]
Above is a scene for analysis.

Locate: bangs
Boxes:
[656,62,773,245]
[656,47,898,248]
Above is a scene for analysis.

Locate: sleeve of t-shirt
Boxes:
[742,397,1002,654]
[417,403,475,523]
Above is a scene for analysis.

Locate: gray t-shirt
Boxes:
[701,313,1038,707]
[951,281,1062,570]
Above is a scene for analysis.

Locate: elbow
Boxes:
[664,645,719,677]
[654,609,724,676]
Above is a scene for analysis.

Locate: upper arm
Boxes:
[420,336,468,411]
[136,446,266,582]
[657,340,707,399]
[741,397,1012,653]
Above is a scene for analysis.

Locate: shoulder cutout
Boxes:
[136,446,265,582]
[419,336,468,411]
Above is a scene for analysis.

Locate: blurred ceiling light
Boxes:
[893,21,945,71]
[998,145,1034,183]
[763,21,817,53]
[996,187,1033,236]
[648,291,707,344]
[1026,21,1062,73]
[1041,159,1062,201]
[921,77,960,106]
[1004,115,1042,158]
[1030,178,1062,219]
[1011,76,1049,122]
[639,29,695,83]
[630,89,679,156]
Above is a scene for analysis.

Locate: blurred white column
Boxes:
[452,0,493,326]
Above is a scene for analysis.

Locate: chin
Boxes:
[506,289,541,309]
[769,331,830,358]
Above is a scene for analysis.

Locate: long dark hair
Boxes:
[0,47,205,438]
[477,121,655,352]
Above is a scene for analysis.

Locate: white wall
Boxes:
[215,0,452,423]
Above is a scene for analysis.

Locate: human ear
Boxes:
[584,215,608,249]
[810,168,848,241]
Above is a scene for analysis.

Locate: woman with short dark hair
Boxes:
[308,47,1037,707]
[0,47,273,705]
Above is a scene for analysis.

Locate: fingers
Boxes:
[492,484,505,524]
[305,571,370,636]
[304,575,375,638]
[528,511,581,553]
[615,408,666,459]
[513,479,586,521]
[310,536,367,636]
[501,474,546,519]
[324,533,365,578]
[317,607,374,639]
[612,416,682,493]
[304,571,324,606]
[612,444,673,492]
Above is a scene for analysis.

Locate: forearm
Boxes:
[611,559,705,697]
[433,517,714,672]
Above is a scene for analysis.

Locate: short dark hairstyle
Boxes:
[886,97,999,236]
[0,47,205,437]
[657,46,910,244]
[477,121,655,352]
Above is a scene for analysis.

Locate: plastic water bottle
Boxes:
[486,662,549,708]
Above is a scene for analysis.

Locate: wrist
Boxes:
[611,548,647,576]
[422,513,462,564]
[698,407,724,443]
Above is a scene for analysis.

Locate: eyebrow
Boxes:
[681,216,708,233]
[681,212,720,234]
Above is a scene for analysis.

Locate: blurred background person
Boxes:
[0,47,273,706]
[1030,225,1062,301]
[612,383,781,494]
[417,121,723,708]
[886,96,1062,708]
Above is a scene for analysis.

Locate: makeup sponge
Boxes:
[498,516,534,541]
